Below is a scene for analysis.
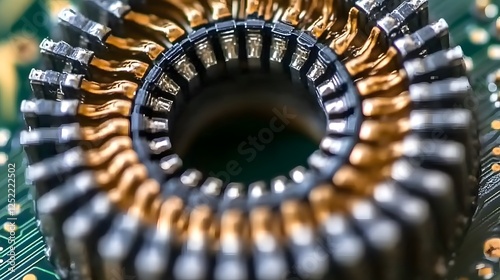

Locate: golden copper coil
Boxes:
[261,0,276,21]
[250,207,283,243]
[356,69,408,97]
[94,149,139,187]
[157,196,189,238]
[80,79,138,101]
[246,0,263,18]
[307,0,336,38]
[123,11,186,43]
[359,118,410,143]
[220,209,247,240]
[333,164,392,195]
[330,8,359,56]
[128,179,163,224]
[80,141,145,219]
[309,184,350,222]
[220,209,249,251]
[186,205,215,244]
[104,35,165,62]
[161,0,208,28]
[281,200,315,235]
[108,163,149,210]
[299,0,324,27]
[370,47,400,75]
[89,57,149,80]
[80,118,130,143]
[77,122,156,225]
[362,92,411,117]
[477,264,494,279]
[21,1,462,276]
[349,142,403,167]
[84,136,132,165]
[234,0,245,18]
[77,99,132,120]
[281,0,304,26]
[208,0,232,20]
[44,0,411,260]
[345,27,383,77]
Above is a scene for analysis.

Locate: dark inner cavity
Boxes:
[170,71,327,185]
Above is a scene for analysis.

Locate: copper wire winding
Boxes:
[22,2,477,279]
[55,1,414,249]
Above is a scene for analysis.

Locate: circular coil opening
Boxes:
[170,71,328,184]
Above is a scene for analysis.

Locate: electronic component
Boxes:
[18,0,479,279]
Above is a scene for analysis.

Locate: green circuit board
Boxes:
[2,0,500,279]
[0,0,56,280]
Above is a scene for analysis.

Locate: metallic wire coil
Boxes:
[20,0,479,279]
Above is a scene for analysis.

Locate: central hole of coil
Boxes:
[170,71,328,185]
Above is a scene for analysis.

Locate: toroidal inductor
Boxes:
[20,0,479,279]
